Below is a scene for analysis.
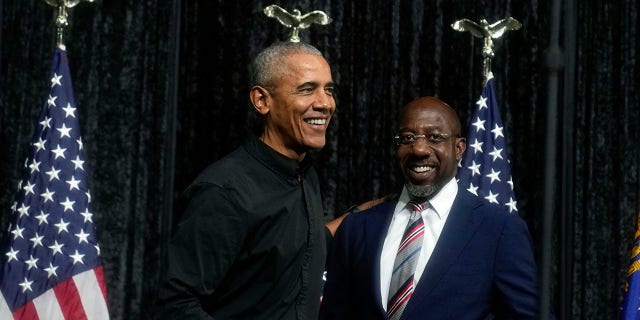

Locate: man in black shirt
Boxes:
[157,42,336,319]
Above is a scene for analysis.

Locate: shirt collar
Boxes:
[244,135,313,181]
[398,177,458,220]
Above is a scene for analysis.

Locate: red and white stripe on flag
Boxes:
[0,268,109,320]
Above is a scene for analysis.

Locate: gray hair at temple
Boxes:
[251,42,323,89]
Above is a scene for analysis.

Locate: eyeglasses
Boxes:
[393,132,457,146]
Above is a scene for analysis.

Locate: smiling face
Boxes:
[395,97,466,200]
[251,53,336,161]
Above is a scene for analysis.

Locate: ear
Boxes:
[250,86,271,115]
[455,137,466,161]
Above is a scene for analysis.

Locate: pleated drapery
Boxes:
[1,1,639,319]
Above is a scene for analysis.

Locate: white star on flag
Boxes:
[62,103,77,118]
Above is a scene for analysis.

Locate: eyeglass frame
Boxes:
[392,132,461,147]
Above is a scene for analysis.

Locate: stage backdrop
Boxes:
[1,0,639,319]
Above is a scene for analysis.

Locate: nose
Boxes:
[411,138,433,156]
[313,91,334,112]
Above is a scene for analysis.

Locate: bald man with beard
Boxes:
[320,96,539,320]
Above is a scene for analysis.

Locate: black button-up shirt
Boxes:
[158,135,327,319]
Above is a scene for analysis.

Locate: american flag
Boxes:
[0,48,110,319]
[456,76,518,214]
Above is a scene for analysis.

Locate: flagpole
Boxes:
[53,3,69,49]
[44,0,95,50]
[559,1,576,318]
[540,0,564,318]
[160,0,182,281]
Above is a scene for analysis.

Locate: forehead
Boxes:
[282,54,330,75]
[399,103,457,132]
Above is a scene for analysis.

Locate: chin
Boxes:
[303,138,326,150]
[406,183,438,199]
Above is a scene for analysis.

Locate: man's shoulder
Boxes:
[455,191,506,213]
[453,190,526,226]
[194,145,251,183]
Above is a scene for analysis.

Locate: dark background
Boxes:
[1,0,639,319]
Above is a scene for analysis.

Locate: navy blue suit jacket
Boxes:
[320,191,539,320]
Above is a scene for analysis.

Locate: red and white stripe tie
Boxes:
[386,200,425,320]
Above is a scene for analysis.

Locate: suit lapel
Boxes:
[363,200,397,315]
[408,192,484,307]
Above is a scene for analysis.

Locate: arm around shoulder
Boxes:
[325,194,394,237]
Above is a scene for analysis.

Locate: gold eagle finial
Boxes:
[452,17,522,82]
[263,4,332,42]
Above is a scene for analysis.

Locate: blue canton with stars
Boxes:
[0,48,102,311]
[456,77,518,214]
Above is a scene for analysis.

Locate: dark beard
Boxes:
[405,182,438,199]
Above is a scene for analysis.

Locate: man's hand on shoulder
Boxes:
[325,194,395,236]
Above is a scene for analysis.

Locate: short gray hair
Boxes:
[251,42,323,89]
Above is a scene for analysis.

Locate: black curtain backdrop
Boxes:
[1,1,639,319]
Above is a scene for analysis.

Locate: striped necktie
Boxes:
[386,200,425,320]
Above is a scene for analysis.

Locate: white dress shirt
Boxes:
[380,177,458,310]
